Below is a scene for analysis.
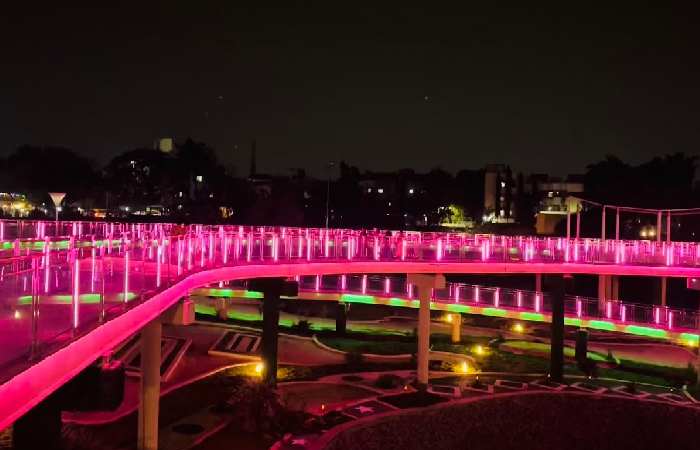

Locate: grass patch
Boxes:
[502,340,608,361]
[317,336,416,355]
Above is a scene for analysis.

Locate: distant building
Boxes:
[154,138,173,153]
[532,174,584,234]
[0,193,33,217]
[483,164,516,223]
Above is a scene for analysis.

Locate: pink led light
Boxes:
[123,249,129,303]
[535,293,541,312]
[156,243,162,287]
[340,274,347,290]
[474,286,480,303]
[407,283,413,298]
[455,285,460,302]
[0,221,4,241]
[384,277,390,294]
[72,257,80,329]
[576,297,582,318]
[436,239,443,261]
[361,275,367,294]
[315,275,321,292]
[90,247,96,292]
[272,235,279,262]
[620,305,626,322]
[401,240,406,261]
[516,290,522,308]
[668,311,673,329]
[493,288,500,307]
[306,237,312,261]
[654,307,660,325]
[606,301,612,319]
[43,240,50,294]
[374,237,380,261]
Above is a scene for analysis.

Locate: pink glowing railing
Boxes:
[1,221,700,382]
[290,274,699,331]
[3,220,700,268]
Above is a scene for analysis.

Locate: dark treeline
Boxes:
[0,141,698,233]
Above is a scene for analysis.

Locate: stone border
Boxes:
[494,379,528,390]
[569,381,607,395]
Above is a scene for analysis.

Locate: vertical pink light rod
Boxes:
[72,257,80,329]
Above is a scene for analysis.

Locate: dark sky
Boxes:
[1,4,698,177]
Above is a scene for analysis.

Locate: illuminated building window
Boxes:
[196,175,203,183]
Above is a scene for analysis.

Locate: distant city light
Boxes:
[377,188,384,194]
[367,188,372,193]
[255,362,263,375]
[196,175,203,183]
[512,323,524,333]
[408,188,414,194]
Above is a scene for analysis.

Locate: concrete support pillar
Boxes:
[661,277,667,307]
[214,297,228,320]
[335,302,348,334]
[598,275,608,311]
[450,313,462,344]
[601,206,606,240]
[138,319,162,450]
[407,274,445,388]
[249,278,298,388]
[611,276,620,301]
[575,210,581,239]
[550,275,567,383]
[535,273,542,293]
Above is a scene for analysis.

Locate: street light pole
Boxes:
[325,162,334,229]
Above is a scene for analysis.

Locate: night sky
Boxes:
[1,4,698,177]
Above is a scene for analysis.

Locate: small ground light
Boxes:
[460,361,469,373]
[255,362,263,374]
[13,310,20,319]
[474,345,485,355]
[512,323,524,333]
[445,314,453,323]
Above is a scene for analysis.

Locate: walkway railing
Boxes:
[1,221,700,382]
[292,275,700,334]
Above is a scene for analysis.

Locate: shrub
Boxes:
[606,349,616,363]
[577,358,598,378]
[291,320,312,334]
[345,350,365,367]
[224,376,307,435]
[375,374,404,389]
